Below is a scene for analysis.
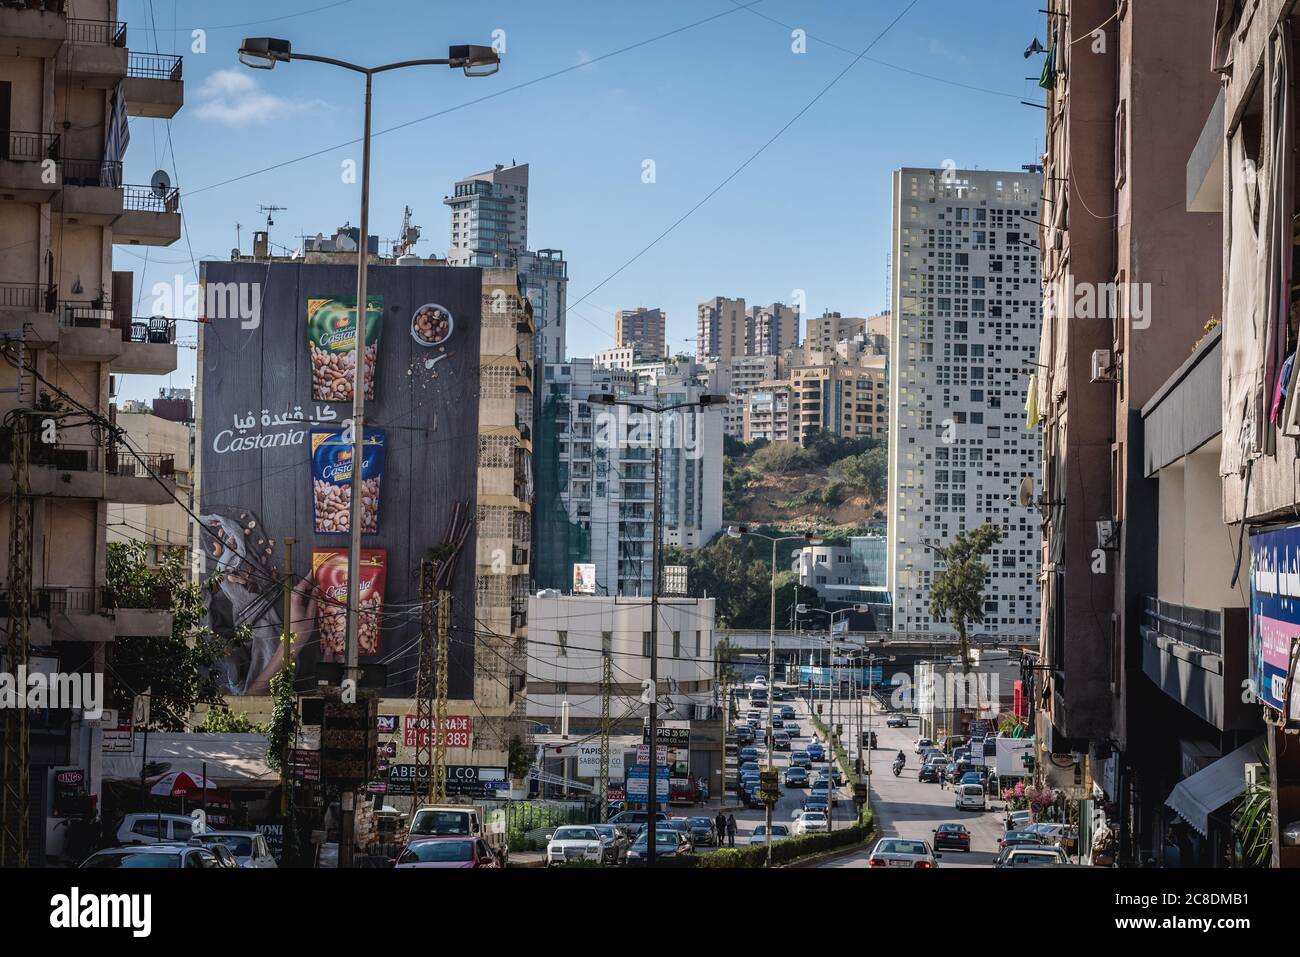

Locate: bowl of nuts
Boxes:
[411,303,453,348]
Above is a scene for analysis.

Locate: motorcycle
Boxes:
[892,765,901,777]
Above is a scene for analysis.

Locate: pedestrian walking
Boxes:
[725,813,737,848]
[714,810,727,845]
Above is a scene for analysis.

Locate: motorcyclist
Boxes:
[893,750,905,769]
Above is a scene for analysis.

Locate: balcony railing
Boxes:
[0,587,107,618]
[66,17,125,45]
[1141,595,1222,656]
[123,183,180,213]
[56,300,112,328]
[1,130,60,162]
[107,447,175,480]
[62,157,120,187]
[0,282,55,311]
[127,51,182,80]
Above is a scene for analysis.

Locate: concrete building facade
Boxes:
[614,306,666,360]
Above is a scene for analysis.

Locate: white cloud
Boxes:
[193,68,329,126]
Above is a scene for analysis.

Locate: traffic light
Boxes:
[758,767,780,804]
[853,782,868,806]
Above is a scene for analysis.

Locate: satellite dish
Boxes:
[150,170,172,198]
[1018,476,1035,509]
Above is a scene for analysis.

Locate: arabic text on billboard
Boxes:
[1249,524,1300,715]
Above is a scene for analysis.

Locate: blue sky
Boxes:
[115,0,1047,402]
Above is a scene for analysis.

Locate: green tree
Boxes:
[929,523,1003,675]
[197,707,267,734]
[750,441,815,474]
[106,540,250,731]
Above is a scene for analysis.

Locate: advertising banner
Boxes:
[386,764,507,797]
[199,261,482,697]
[572,563,596,595]
[402,714,473,749]
[626,765,670,799]
[576,743,624,779]
[1249,524,1300,715]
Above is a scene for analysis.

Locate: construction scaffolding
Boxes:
[1,409,34,867]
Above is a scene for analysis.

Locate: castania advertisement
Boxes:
[198,261,481,697]
[1248,523,1300,717]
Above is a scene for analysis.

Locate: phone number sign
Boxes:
[403,714,473,748]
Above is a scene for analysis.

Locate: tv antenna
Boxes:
[258,204,287,245]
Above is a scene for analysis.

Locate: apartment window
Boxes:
[557,630,567,656]
[694,630,701,657]
[672,631,681,657]
[642,631,652,657]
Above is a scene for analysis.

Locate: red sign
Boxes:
[1013,680,1025,720]
[403,714,473,748]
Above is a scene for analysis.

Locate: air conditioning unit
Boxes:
[1091,349,1116,383]
[1096,519,1120,550]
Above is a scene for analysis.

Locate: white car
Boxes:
[751,823,791,843]
[997,846,1068,868]
[955,783,986,811]
[867,837,940,868]
[115,812,198,846]
[792,811,828,835]
[193,831,278,868]
[1005,809,1033,832]
[914,737,935,754]
[546,825,605,866]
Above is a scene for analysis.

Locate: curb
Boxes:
[782,828,876,868]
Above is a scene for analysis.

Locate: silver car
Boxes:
[996,846,1069,868]
[867,837,940,868]
[193,831,278,868]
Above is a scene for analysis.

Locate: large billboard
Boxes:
[198,261,482,697]
[1249,524,1300,716]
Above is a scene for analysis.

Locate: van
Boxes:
[408,804,508,863]
[115,812,198,846]
[955,784,986,811]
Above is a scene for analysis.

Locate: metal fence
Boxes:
[66,18,125,45]
[127,51,182,81]
[124,184,180,213]
[1141,595,1223,656]
[2,130,60,163]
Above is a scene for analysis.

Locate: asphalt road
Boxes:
[815,700,1008,869]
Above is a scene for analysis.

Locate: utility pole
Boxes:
[1,409,33,868]
[599,652,612,821]
[414,560,435,802]
[647,432,662,864]
[280,538,296,818]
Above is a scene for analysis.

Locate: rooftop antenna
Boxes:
[393,205,422,258]
[258,204,287,246]
[235,222,242,255]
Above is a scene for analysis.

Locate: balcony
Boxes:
[0,282,57,344]
[0,0,65,56]
[55,300,122,360]
[110,315,178,374]
[0,584,173,643]
[1140,596,1256,732]
[0,435,176,505]
[115,183,181,246]
[53,159,124,225]
[0,131,61,201]
[58,18,128,86]
[124,51,183,119]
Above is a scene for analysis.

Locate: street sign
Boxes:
[288,749,321,783]
[576,743,624,779]
[403,714,472,748]
[626,764,669,799]
[377,714,398,735]
[642,726,689,748]
[386,764,508,798]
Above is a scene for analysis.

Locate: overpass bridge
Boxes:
[718,629,1037,663]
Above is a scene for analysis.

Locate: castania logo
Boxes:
[49,888,151,938]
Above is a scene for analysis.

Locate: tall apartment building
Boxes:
[443,162,529,267]
[614,306,666,360]
[696,296,747,361]
[711,355,780,439]
[593,344,644,370]
[887,167,1042,637]
[742,381,792,444]
[747,302,798,357]
[806,310,869,351]
[0,1,185,865]
[516,248,567,366]
[789,360,888,444]
[535,360,723,597]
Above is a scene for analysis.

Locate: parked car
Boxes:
[996,846,1069,868]
[918,763,944,783]
[959,771,983,788]
[998,830,1047,851]
[608,810,667,838]
[591,823,629,864]
[886,714,909,728]
[114,813,198,846]
[659,818,696,850]
[81,843,222,868]
[790,750,812,769]
[914,737,935,754]
[396,836,502,868]
[792,811,828,835]
[751,823,791,843]
[192,831,278,868]
[627,830,690,862]
[806,741,825,761]
[867,838,940,868]
[955,783,986,811]
[686,816,718,847]
[545,826,606,866]
[1024,822,1079,851]
[1005,809,1033,832]
[773,732,791,752]
[784,766,810,787]
[932,823,971,852]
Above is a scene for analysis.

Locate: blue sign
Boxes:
[626,764,669,799]
[1249,525,1300,715]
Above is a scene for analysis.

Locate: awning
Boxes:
[101,732,277,788]
[1165,737,1264,836]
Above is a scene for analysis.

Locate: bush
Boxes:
[697,822,873,868]
[751,441,816,474]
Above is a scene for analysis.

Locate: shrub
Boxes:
[751,441,816,474]
[697,822,873,868]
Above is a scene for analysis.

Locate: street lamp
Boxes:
[240,35,499,870]
[588,391,727,865]
[727,524,820,866]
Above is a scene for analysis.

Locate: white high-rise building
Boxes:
[887,167,1043,636]
[444,162,529,267]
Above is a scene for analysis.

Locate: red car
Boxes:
[394,836,501,869]
[932,823,971,852]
